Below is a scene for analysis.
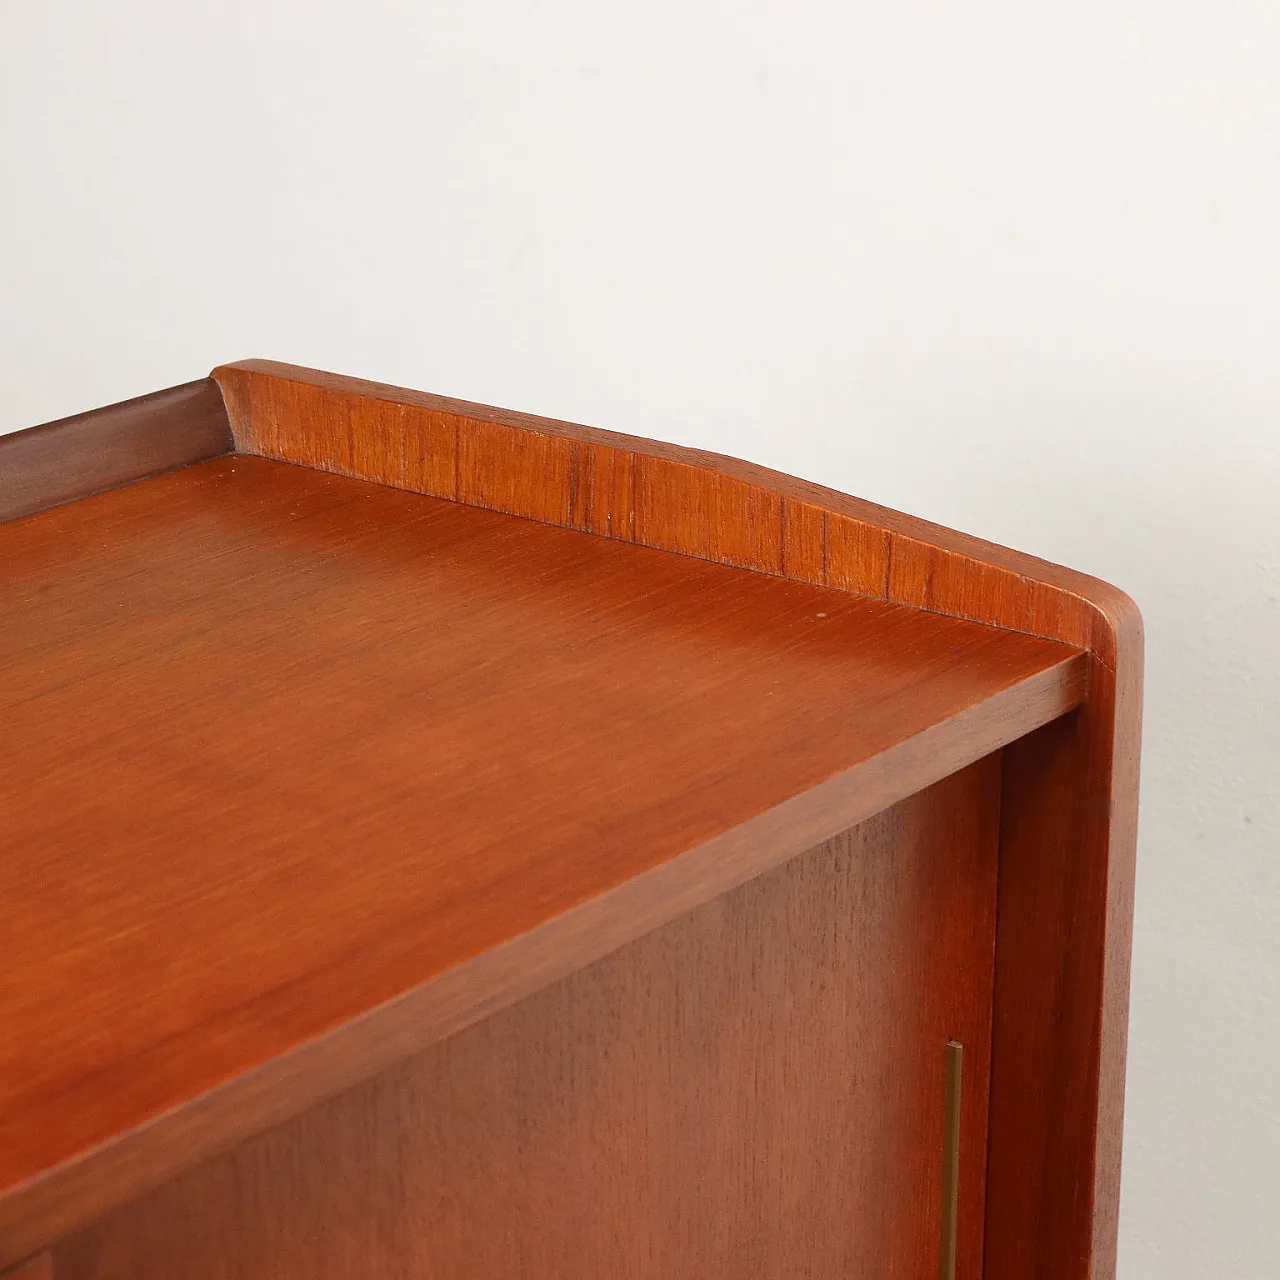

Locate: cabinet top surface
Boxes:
[1,454,1081,1198]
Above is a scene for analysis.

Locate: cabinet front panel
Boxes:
[54,756,1001,1280]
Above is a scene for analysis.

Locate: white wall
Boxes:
[3,4,1277,1274]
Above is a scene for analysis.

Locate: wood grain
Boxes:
[0,454,1084,1268]
[211,360,1144,1279]
[54,761,1001,1280]
[0,380,232,523]
[1,362,1141,1277]
[985,652,1143,1280]
[0,1256,51,1280]
[211,359,1132,662]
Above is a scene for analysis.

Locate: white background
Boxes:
[3,4,1278,1274]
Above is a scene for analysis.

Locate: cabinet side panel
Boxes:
[54,760,1002,1280]
[986,650,1143,1280]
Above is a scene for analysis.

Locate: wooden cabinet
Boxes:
[0,363,1142,1279]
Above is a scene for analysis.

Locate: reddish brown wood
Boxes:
[0,454,1084,1268]
[0,363,1141,1277]
[211,359,1133,662]
[54,761,1000,1280]
[985,653,1143,1280]
[210,360,1143,1280]
[0,1255,51,1280]
[0,380,232,523]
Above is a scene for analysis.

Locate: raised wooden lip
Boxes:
[0,363,1141,1279]
[0,380,233,523]
[0,359,1138,667]
[211,359,1137,669]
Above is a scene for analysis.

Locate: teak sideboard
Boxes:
[0,362,1142,1280]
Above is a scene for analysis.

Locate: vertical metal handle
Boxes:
[939,1041,963,1280]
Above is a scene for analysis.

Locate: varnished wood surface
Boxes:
[212,360,1144,1279]
[0,1255,51,1280]
[55,762,1000,1280]
[0,380,231,523]
[985,653,1143,1280]
[213,359,1136,665]
[0,454,1084,1266]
